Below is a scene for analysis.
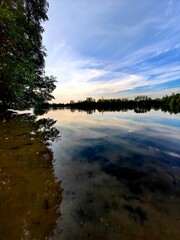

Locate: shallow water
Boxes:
[40,109,180,240]
[0,113,61,240]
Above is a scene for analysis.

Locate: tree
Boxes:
[134,96,150,102]
[85,97,95,103]
[0,0,56,110]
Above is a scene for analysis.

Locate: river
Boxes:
[0,109,180,239]
[42,109,180,240]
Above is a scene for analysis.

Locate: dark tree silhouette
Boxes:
[0,0,56,110]
[45,93,180,114]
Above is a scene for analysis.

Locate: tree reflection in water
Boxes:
[47,109,180,240]
[0,112,62,240]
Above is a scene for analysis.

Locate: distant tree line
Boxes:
[0,0,56,111]
[43,93,180,114]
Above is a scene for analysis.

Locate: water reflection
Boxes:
[43,109,180,240]
[0,112,62,240]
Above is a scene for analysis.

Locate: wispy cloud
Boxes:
[43,0,180,102]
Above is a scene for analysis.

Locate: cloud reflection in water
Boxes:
[46,109,180,240]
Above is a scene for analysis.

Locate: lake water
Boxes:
[41,109,180,240]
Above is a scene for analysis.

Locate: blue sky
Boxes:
[43,0,180,103]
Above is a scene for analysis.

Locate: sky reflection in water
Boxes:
[44,109,180,240]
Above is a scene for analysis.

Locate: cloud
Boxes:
[43,0,180,102]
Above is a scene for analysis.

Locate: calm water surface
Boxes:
[43,109,180,240]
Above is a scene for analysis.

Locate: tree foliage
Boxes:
[0,0,56,110]
[47,93,180,114]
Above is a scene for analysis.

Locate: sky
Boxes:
[43,0,180,103]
